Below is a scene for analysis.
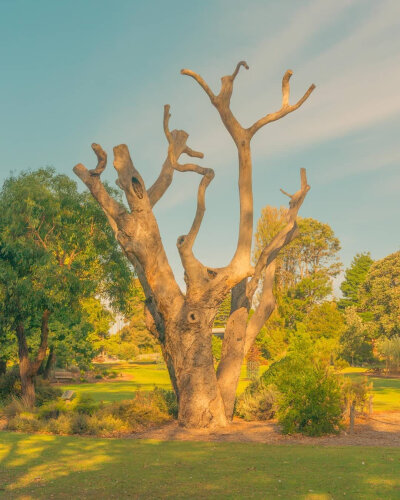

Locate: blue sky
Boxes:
[1,0,399,293]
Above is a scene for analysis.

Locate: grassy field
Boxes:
[60,362,269,403]
[1,432,400,499]
[343,369,400,412]
[61,362,400,412]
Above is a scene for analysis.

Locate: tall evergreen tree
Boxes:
[339,252,373,309]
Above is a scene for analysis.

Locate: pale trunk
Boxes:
[164,318,227,428]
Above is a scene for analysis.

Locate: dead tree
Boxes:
[74,61,314,428]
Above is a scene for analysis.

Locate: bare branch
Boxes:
[89,143,107,176]
[177,168,214,252]
[180,68,217,103]
[148,106,205,207]
[245,262,276,352]
[247,168,310,300]
[73,146,127,223]
[231,61,249,80]
[248,70,315,137]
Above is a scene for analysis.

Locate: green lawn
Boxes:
[61,362,400,413]
[61,362,268,403]
[344,371,400,412]
[1,432,400,499]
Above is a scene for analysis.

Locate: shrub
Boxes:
[268,334,343,436]
[7,412,42,432]
[237,333,345,436]
[0,367,22,403]
[47,414,72,435]
[235,383,277,421]
[37,400,68,420]
[72,393,99,415]
[105,390,171,431]
[70,413,90,434]
[2,396,32,418]
[35,379,62,406]
[152,387,178,418]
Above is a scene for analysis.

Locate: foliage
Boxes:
[213,294,231,328]
[35,379,63,406]
[235,382,278,421]
[339,252,373,309]
[377,336,400,373]
[2,387,174,437]
[246,344,261,380]
[0,168,134,387]
[254,208,341,291]
[253,208,342,361]
[212,335,222,362]
[240,333,344,436]
[0,366,22,403]
[360,251,400,339]
[0,369,61,406]
[340,307,374,365]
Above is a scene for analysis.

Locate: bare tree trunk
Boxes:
[168,319,227,428]
[74,61,314,428]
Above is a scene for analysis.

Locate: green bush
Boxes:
[105,390,171,431]
[152,387,178,418]
[268,334,343,436]
[0,367,22,403]
[237,334,344,436]
[72,393,99,415]
[3,388,175,437]
[35,379,62,406]
[235,382,277,421]
[70,413,90,434]
[37,399,68,420]
[7,412,42,432]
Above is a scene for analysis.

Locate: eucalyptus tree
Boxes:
[74,62,315,428]
[0,168,132,405]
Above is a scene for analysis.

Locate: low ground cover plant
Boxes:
[2,388,176,437]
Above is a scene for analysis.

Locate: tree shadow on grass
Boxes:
[1,431,400,499]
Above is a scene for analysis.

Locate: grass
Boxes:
[344,371,400,412]
[1,432,400,499]
[61,362,268,403]
[61,361,400,413]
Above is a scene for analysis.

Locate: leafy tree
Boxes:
[0,168,132,405]
[252,209,342,360]
[360,251,400,339]
[339,253,373,309]
[339,307,373,365]
[377,336,400,373]
[254,208,341,292]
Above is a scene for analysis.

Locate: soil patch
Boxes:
[133,411,400,447]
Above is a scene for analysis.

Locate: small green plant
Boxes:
[38,400,68,420]
[72,393,99,415]
[235,382,277,421]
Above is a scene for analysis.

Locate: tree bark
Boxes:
[43,345,56,380]
[15,309,50,406]
[165,316,227,428]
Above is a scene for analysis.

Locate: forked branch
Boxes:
[147,105,205,207]
[248,70,315,137]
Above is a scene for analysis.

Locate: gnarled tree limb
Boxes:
[248,70,315,137]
